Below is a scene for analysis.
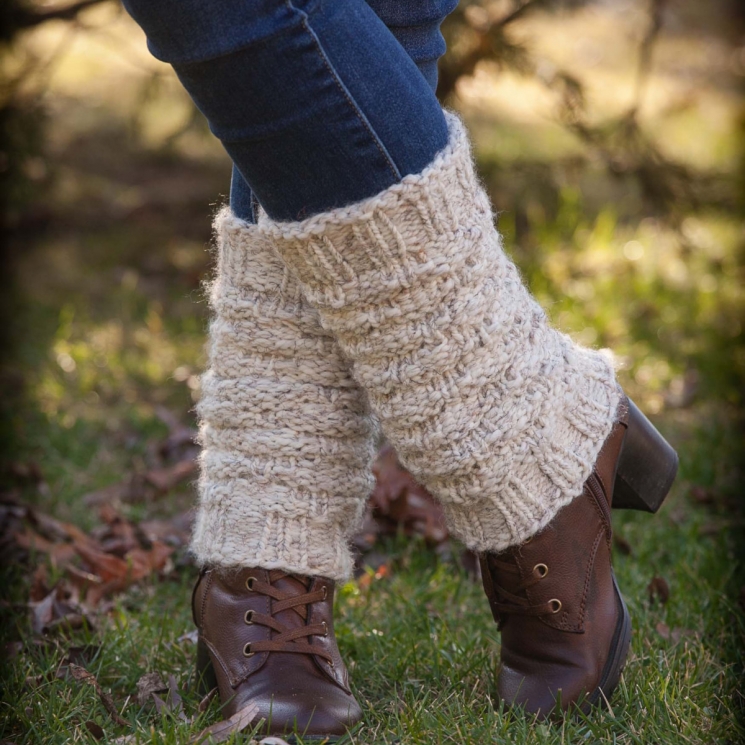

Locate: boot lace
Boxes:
[240,570,334,665]
[487,557,562,628]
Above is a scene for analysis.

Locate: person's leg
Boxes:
[123,0,449,222]
[259,114,622,558]
[257,113,678,716]
[120,0,455,593]
[118,3,455,735]
[364,0,458,92]
[227,0,459,222]
[190,210,373,737]
[123,0,678,724]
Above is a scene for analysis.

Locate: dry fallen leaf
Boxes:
[197,688,218,713]
[613,534,632,556]
[138,512,193,549]
[82,480,140,507]
[84,720,105,740]
[190,701,259,743]
[73,543,131,584]
[153,675,187,721]
[177,629,199,646]
[82,419,197,508]
[29,584,93,635]
[29,589,56,634]
[144,460,197,494]
[75,538,174,606]
[370,445,448,544]
[29,565,50,602]
[136,672,167,707]
[14,527,76,566]
[655,621,698,643]
[647,575,671,605]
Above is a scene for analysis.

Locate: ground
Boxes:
[1,1,743,743]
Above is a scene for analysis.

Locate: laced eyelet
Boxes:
[549,598,562,614]
[243,642,255,657]
[534,563,548,579]
[321,621,328,637]
[321,586,328,600]
[245,576,257,591]
[244,609,254,625]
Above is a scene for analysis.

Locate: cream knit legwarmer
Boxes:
[258,114,622,553]
[191,209,377,581]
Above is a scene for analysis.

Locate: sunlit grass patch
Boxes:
[2,1,743,743]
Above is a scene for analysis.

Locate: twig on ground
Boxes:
[68,663,129,727]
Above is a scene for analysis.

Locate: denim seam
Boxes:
[285,0,402,183]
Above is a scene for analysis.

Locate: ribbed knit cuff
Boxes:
[191,210,377,580]
[258,113,621,553]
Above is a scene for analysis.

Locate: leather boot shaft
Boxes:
[480,398,632,716]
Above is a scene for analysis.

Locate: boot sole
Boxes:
[580,573,632,713]
[612,399,678,512]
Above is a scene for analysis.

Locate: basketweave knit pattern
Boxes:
[191,209,377,580]
[258,113,622,553]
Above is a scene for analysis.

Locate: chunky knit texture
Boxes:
[258,113,622,553]
[192,209,377,580]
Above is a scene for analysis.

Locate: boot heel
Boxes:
[612,399,678,512]
[196,637,218,696]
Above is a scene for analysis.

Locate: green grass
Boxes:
[2,2,744,741]
[2,139,744,745]
[1,187,743,741]
[2,464,743,744]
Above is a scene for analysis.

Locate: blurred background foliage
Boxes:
[0,0,743,518]
[0,3,744,743]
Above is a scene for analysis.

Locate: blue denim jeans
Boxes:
[122,0,457,222]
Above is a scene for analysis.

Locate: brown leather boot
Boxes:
[480,396,677,717]
[192,567,362,741]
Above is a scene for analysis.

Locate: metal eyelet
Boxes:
[244,609,254,625]
[245,576,257,591]
[534,563,548,579]
[243,642,255,657]
[321,621,328,637]
[321,586,328,600]
[549,598,562,614]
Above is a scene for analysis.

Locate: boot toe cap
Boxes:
[224,668,362,738]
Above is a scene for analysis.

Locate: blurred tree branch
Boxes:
[631,0,667,117]
[439,0,733,218]
[439,0,550,101]
[3,0,109,38]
